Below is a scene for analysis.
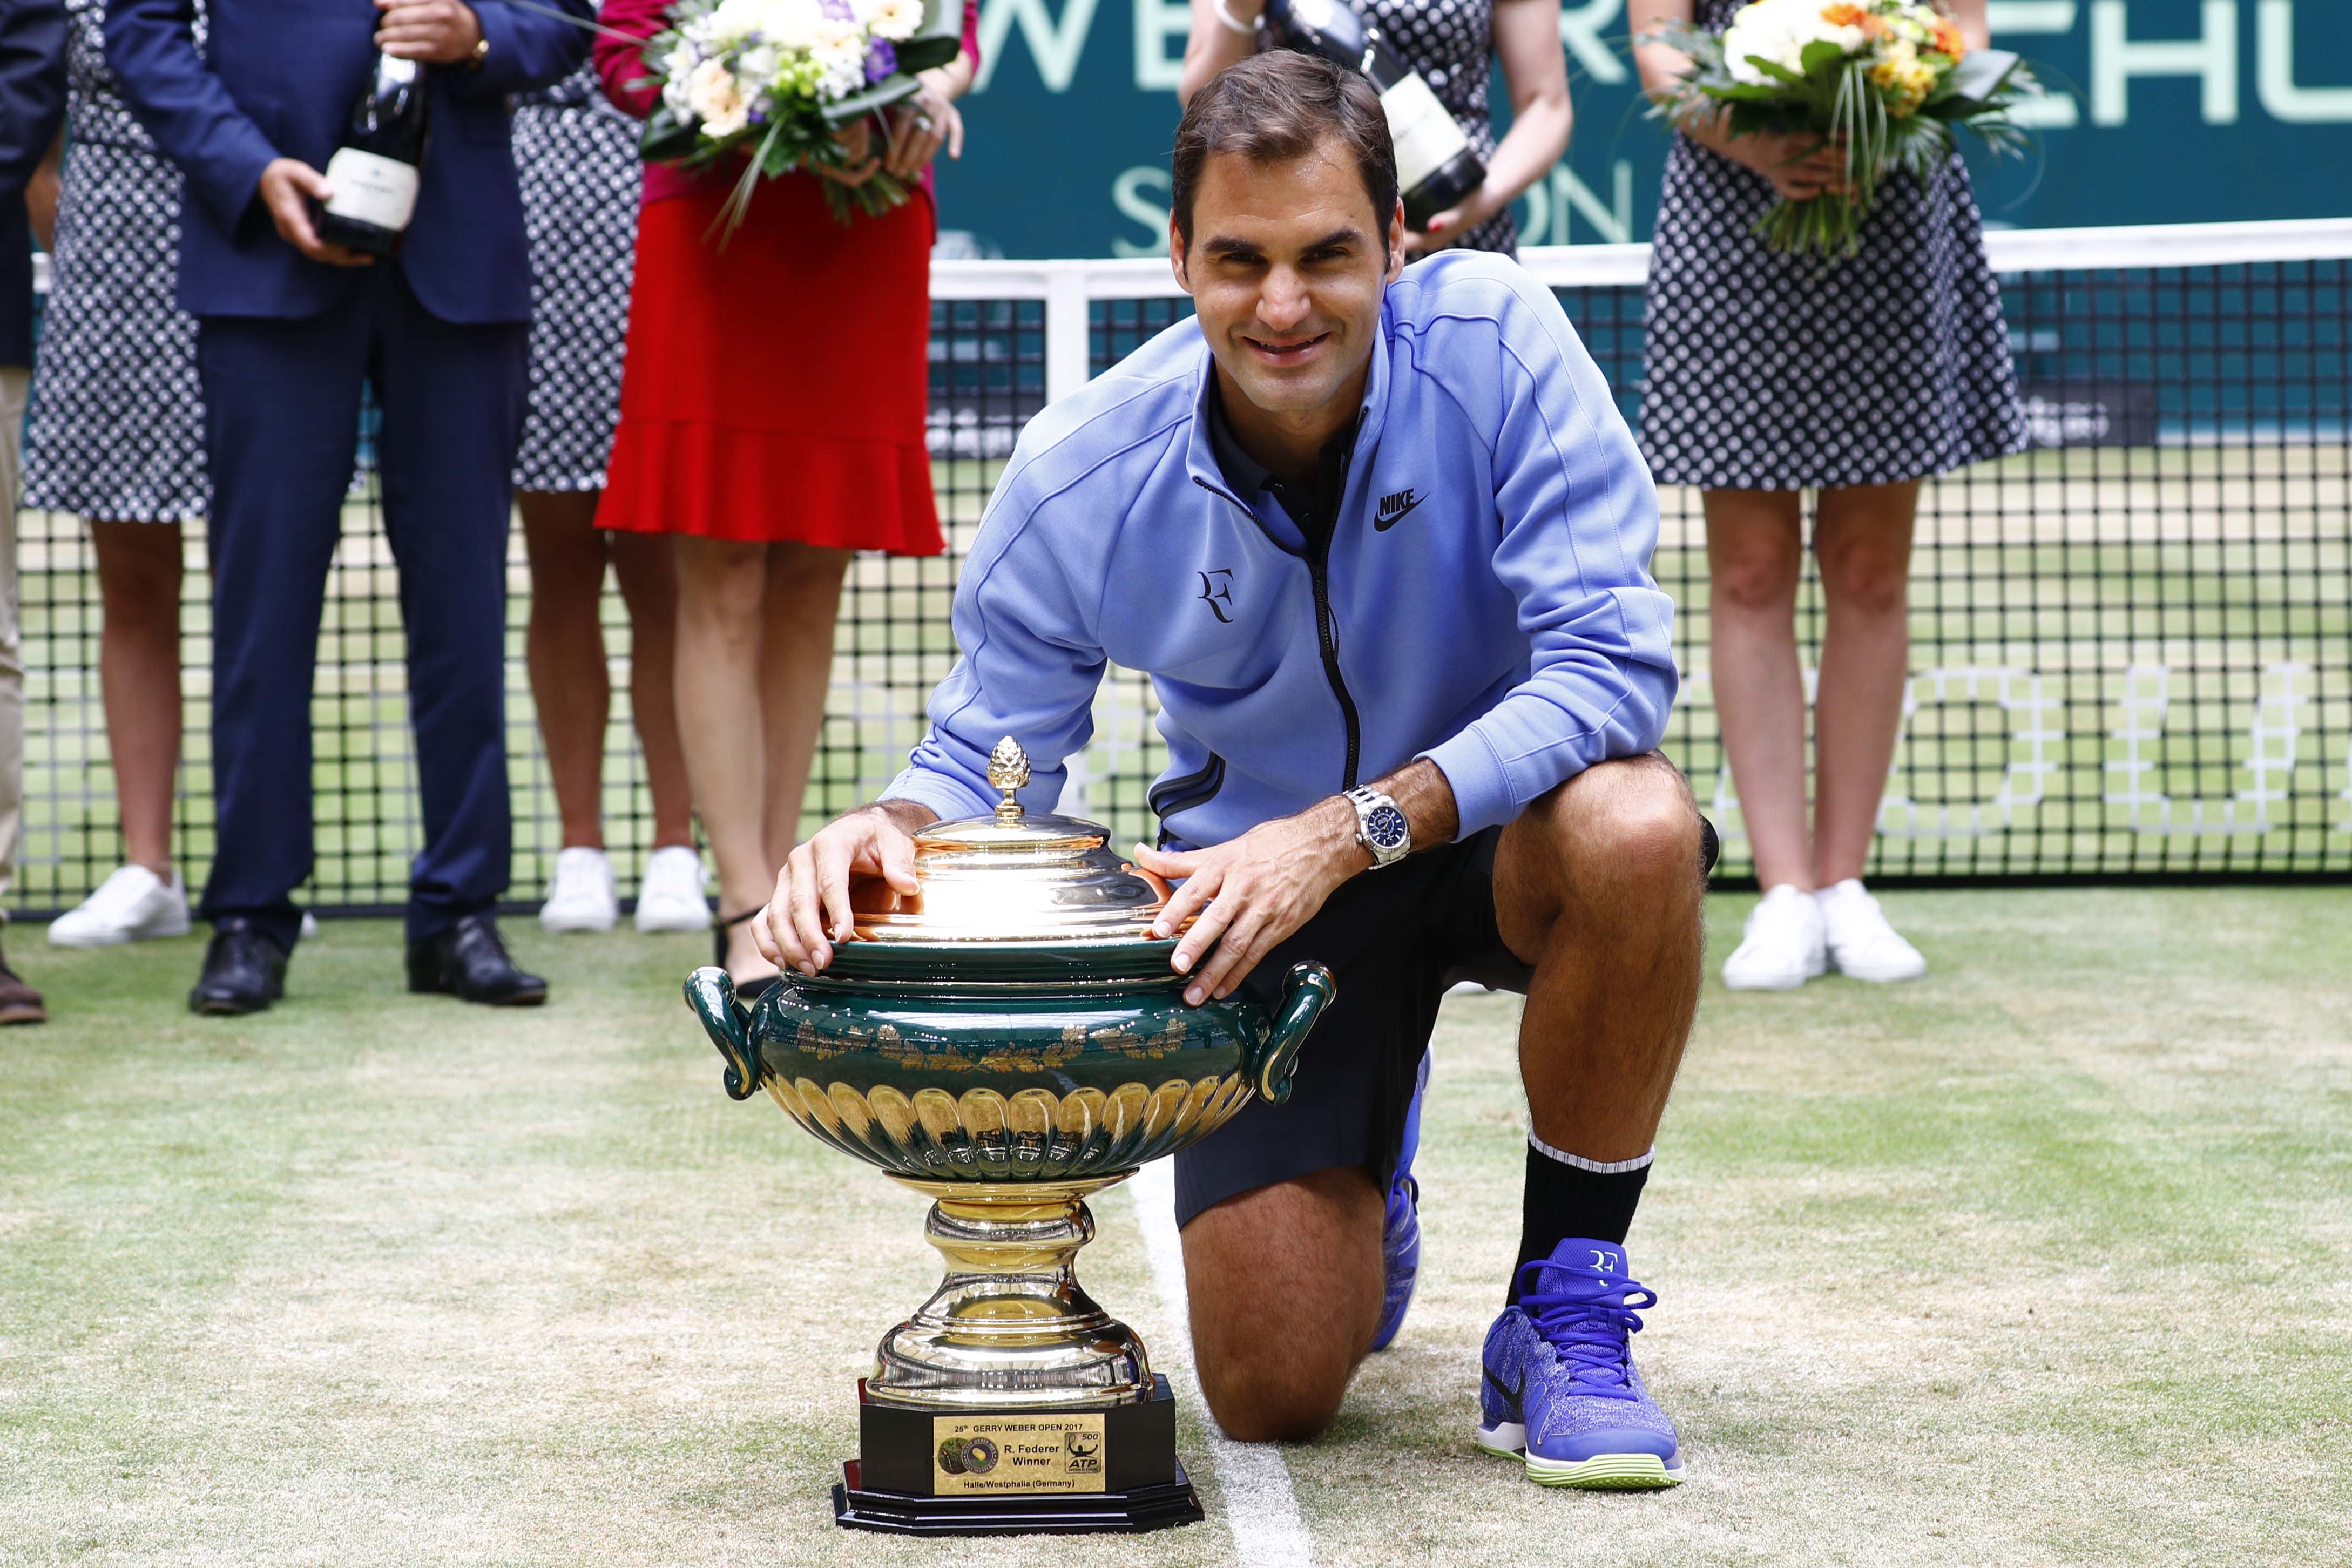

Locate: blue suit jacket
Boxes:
[104,0,591,324]
[0,0,67,367]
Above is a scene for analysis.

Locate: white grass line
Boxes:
[1130,1159,1319,1568]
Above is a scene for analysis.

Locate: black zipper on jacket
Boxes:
[1189,473,1364,793]
[1307,543,1362,790]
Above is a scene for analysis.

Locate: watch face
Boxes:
[1366,803,1409,852]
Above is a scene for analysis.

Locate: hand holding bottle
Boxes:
[374,0,484,64]
[258,159,375,267]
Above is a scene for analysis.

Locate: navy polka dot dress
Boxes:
[1638,0,2024,491]
[511,64,641,493]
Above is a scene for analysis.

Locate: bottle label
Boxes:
[1378,74,1471,197]
[322,148,419,233]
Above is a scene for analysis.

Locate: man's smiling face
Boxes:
[1173,139,1403,422]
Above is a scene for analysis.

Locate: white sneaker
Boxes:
[1815,880,1927,982]
[1721,884,1827,991]
[48,864,192,947]
[634,844,712,933]
[539,846,619,933]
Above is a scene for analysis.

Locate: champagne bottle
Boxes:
[314,52,430,256]
[1262,0,1486,233]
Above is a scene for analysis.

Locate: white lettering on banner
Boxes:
[2091,0,2239,126]
[2103,662,2307,835]
[1695,662,2332,844]
[1134,0,1189,91]
[1110,165,1172,256]
[1559,0,1628,85]
[1518,160,1634,245]
[1877,669,2063,838]
[1987,0,2081,126]
[2258,0,2352,123]
[974,0,1101,93]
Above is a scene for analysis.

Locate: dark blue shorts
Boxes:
[1171,826,1531,1229]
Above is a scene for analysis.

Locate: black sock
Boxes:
[1506,1138,1653,1306]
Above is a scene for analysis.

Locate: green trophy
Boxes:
[686,738,1335,1535]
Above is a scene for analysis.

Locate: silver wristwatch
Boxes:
[1344,786,1410,869]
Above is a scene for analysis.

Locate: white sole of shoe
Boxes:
[48,911,193,948]
[1827,955,1927,983]
[1721,957,1824,992]
[633,908,712,935]
[1475,1421,1685,1488]
[539,909,618,935]
[1474,1420,1526,1458]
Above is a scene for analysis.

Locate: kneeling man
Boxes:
[761,51,1706,1489]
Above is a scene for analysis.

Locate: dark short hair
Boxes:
[1171,52,1399,249]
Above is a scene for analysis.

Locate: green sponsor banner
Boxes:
[934,0,2352,258]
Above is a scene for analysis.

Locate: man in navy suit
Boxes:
[107,0,593,1014]
[0,0,67,1026]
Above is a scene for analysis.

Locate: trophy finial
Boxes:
[987,736,1031,821]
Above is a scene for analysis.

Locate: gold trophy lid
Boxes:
[849,737,1177,945]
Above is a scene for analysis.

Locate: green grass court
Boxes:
[5,888,2348,1565]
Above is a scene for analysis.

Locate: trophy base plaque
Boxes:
[834,1376,1204,1536]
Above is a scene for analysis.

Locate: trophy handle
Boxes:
[1253,962,1336,1106]
[684,965,761,1101]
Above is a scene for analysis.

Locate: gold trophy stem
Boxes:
[868,1174,1152,1409]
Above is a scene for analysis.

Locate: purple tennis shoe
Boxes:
[1475,1238,1685,1489]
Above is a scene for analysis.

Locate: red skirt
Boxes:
[599,174,943,554]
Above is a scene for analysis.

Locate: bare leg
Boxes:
[89,520,184,876]
[756,543,851,869]
[1179,1167,1385,1441]
[1703,488,1812,890]
[672,536,775,984]
[1495,755,1706,1161]
[609,529,694,849]
[1180,758,1704,1442]
[1810,481,1920,887]
[518,489,612,850]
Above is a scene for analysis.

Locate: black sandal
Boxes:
[713,907,762,970]
[713,908,781,1002]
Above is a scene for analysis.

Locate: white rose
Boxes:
[760,0,823,51]
[687,56,749,136]
[707,0,767,45]
[858,0,923,43]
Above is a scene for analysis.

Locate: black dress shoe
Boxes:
[407,913,548,1006]
[190,918,288,1016]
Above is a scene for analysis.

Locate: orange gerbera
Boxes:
[1821,3,1870,25]
[1929,15,1966,56]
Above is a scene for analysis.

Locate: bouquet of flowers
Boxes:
[1651,0,2037,258]
[637,0,967,227]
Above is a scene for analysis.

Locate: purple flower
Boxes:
[819,0,853,17]
[864,39,897,82]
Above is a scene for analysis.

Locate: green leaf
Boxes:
[819,72,923,127]
[1800,39,1851,79]
[639,108,702,164]
[1939,48,2025,112]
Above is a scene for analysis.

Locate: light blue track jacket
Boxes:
[885,250,1678,849]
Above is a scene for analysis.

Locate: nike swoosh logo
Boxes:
[1483,1367,1524,1408]
[1373,494,1424,531]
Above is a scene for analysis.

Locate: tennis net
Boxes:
[11,218,2349,916]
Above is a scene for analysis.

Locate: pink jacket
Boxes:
[594,0,981,207]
